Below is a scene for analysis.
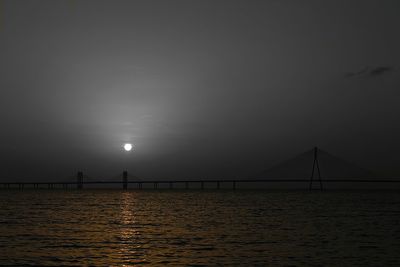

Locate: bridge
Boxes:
[1,147,400,190]
[2,178,400,191]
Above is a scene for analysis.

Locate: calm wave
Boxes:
[0,190,400,266]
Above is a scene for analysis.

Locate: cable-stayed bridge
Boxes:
[1,147,400,190]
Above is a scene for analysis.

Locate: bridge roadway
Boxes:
[1,178,400,190]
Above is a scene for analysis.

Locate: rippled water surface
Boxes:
[0,190,400,266]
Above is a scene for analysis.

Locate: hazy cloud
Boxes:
[345,67,370,78]
[346,66,394,78]
[369,66,393,76]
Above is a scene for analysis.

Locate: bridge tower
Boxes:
[309,147,323,190]
[77,171,83,189]
[123,170,128,190]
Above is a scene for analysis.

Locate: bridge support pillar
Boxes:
[77,171,83,189]
[123,171,128,190]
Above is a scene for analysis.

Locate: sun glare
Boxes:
[124,143,133,152]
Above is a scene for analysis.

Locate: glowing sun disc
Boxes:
[124,143,133,151]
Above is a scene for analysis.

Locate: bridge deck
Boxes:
[1,178,400,190]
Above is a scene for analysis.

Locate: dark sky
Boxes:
[1,0,399,181]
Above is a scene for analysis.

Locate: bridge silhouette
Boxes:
[1,147,400,190]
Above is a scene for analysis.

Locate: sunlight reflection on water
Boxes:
[0,190,400,266]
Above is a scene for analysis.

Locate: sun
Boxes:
[123,143,133,152]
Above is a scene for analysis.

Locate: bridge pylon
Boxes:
[77,171,83,189]
[123,170,128,190]
[309,147,323,191]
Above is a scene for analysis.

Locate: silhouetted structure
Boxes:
[259,147,374,183]
[77,171,83,189]
[2,147,400,190]
[309,147,323,190]
[2,178,400,190]
[123,171,128,190]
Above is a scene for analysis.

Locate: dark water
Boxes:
[0,190,399,266]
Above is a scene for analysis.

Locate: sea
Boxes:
[0,189,399,266]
